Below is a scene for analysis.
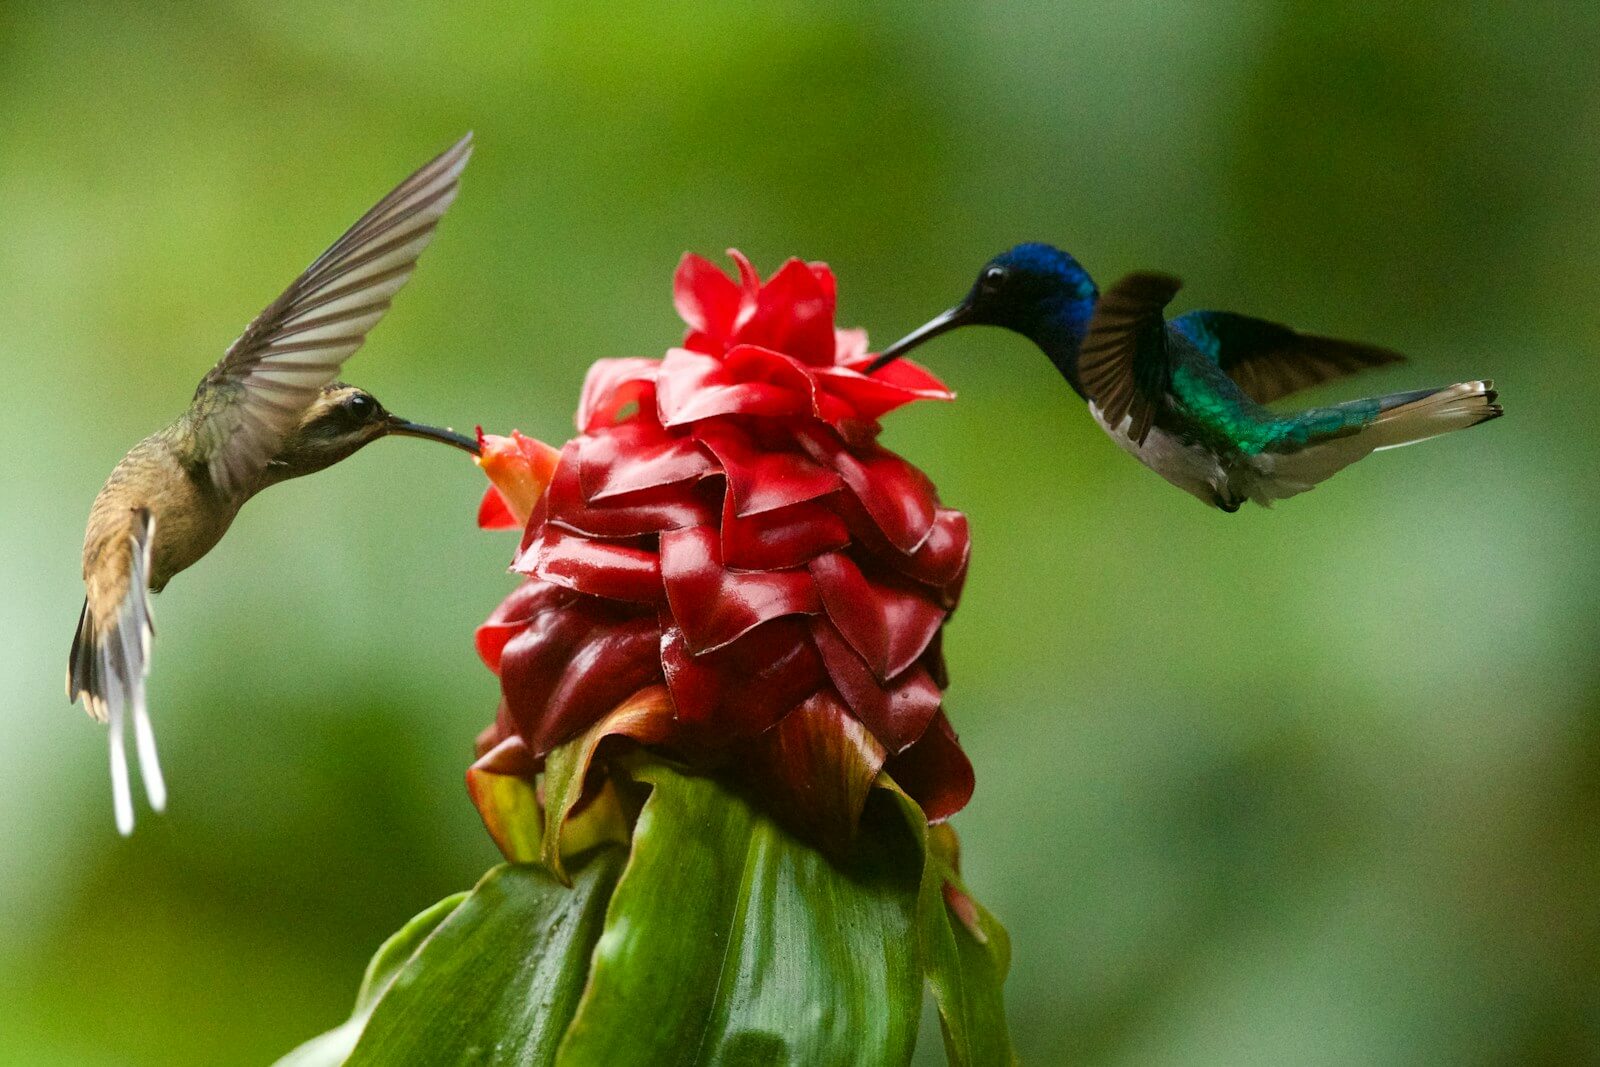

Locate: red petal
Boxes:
[694,420,841,516]
[840,351,952,395]
[741,689,886,849]
[799,426,938,554]
[682,329,724,356]
[474,700,518,759]
[723,342,820,403]
[477,485,520,530]
[542,440,715,538]
[903,508,970,597]
[577,418,714,502]
[720,491,849,571]
[477,430,561,527]
[885,711,974,823]
[920,627,949,690]
[673,253,741,339]
[471,731,541,779]
[659,617,825,740]
[500,604,663,754]
[659,525,821,653]
[537,616,664,753]
[577,358,660,432]
[727,248,761,330]
[652,348,717,419]
[476,581,575,673]
[736,258,836,366]
[656,346,816,427]
[816,362,954,422]
[808,261,837,311]
[830,496,968,607]
[809,551,946,681]
[864,507,971,606]
[520,526,663,603]
[810,619,941,754]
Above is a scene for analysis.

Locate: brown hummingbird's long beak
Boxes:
[385,416,480,455]
[866,300,975,373]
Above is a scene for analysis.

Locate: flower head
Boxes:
[473,251,972,846]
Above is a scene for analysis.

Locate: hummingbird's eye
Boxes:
[980,265,1008,291]
[343,394,376,421]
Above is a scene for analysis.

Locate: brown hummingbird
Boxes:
[69,133,479,834]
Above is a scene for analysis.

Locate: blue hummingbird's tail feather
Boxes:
[1243,381,1501,506]
[1364,380,1502,450]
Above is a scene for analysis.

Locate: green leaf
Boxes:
[353,892,472,1014]
[282,757,1012,1066]
[344,853,623,1066]
[882,781,1015,1067]
[555,760,925,1066]
[273,892,466,1067]
[541,686,674,884]
[466,737,545,864]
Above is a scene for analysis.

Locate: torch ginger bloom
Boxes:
[472,251,973,847]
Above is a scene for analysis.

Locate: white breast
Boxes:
[1088,402,1231,508]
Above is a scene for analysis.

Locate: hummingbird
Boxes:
[869,243,1502,511]
[69,134,479,835]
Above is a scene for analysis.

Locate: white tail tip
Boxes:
[1371,379,1502,452]
[132,686,167,814]
[108,698,134,837]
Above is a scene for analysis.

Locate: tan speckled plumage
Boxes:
[70,134,477,835]
[83,429,238,608]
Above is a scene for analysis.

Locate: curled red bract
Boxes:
[474,251,971,841]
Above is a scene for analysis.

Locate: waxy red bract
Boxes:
[473,251,972,845]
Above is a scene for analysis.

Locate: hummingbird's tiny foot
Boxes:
[108,698,135,836]
[132,686,167,813]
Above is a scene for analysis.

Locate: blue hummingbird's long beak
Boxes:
[867,300,975,373]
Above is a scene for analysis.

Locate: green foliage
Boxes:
[882,784,1014,1067]
[277,760,1010,1066]
[558,762,927,1066]
[280,858,621,1066]
[275,892,467,1067]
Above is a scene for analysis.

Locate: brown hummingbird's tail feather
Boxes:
[67,601,100,719]
[68,509,163,835]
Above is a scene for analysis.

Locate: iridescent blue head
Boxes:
[869,243,1099,395]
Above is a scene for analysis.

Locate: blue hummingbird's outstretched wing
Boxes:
[1171,310,1405,406]
[1078,272,1182,446]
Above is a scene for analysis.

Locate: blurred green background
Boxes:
[3,2,1598,1063]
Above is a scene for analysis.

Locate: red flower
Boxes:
[472,251,971,849]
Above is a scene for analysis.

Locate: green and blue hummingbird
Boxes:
[869,243,1502,511]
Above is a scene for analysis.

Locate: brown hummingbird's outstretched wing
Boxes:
[69,508,161,836]
[193,132,473,497]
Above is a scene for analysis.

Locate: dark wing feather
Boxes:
[196,133,473,495]
[1078,271,1181,446]
[1171,310,1405,406]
